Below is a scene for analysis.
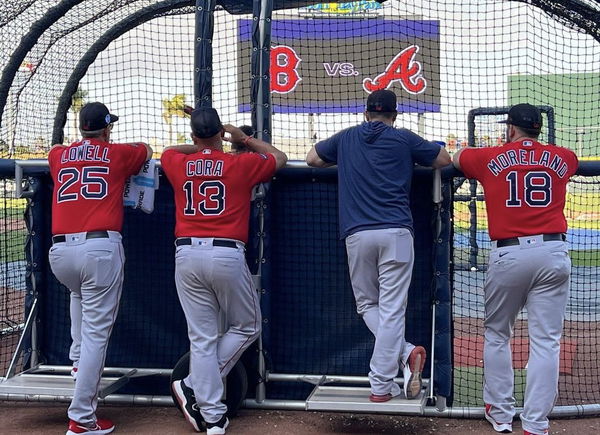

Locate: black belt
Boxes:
[175,238,238,249]
[496,233,566,247]
[52,230,110,244]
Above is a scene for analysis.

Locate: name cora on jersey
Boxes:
[186,159,224,177]
[487,148,569,178]
[60,140,110,163]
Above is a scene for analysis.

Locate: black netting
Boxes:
[0,0,599,408]
[0,176,27,376]
[266,169,436,399]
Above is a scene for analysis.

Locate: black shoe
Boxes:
[206,416,229,435]
[171,379,205,432]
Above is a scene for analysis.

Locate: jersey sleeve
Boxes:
[457,148,489,181]
[314,132,341,164]
[118,143,148,176]
[402,129,442,167]
[563,147,579,177]
[160,148,185,184]
[47,146,63,172]
[237,152,277,185]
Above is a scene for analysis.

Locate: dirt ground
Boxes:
[1,402,600,434]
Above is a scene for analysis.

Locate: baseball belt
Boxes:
[52,230,110,244]
[495,233,566,248]
[175,238,238,249]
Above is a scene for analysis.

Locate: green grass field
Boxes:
[0,230,27,263]
[453,367,526,407]
[1,198,28,263]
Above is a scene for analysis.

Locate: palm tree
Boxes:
[162,94,190,144]
[71,87,88,141]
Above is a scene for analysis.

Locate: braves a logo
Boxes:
[270,45,302,94]
[362,45,427,95]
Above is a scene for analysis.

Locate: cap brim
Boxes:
[109,114,119,123]
[498,119,509,124]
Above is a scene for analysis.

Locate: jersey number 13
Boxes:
[183,180,225,216]
[506,171,552,207]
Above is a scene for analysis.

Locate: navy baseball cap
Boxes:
[366,90,398,113]
[499,103,543,130]
[191,107,223,138]
[79,102,118,131]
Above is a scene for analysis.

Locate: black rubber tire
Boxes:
[170,351,248,418]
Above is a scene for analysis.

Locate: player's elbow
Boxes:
[431,149,452,169]
[275,151,288,170]
[306,148,323,167]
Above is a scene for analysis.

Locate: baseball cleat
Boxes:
[523,430,548,435]
[403,346,426,399]
[484,404,513,433]
[172,379,205,432]
[66,418,114,434]
[369,393,393,403]
[206,416,229,435]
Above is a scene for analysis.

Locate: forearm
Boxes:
[306,146,334,168]
[246,137,288,169]
[163,144,198,155]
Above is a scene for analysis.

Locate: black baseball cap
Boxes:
[499,103,543,130]
[191,107,223,138]
[366,90,398,113]
[79,102,119,132]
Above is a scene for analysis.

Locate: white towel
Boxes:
[123,159,159,213]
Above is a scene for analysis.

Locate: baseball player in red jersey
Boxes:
[48,102,152,435]
[163,107,287,435]
[453,104,578,435]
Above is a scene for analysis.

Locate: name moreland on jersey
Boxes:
[487,143,569,178]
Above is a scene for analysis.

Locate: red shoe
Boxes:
[369,393,393,402]
[66,419,115,435]
[403,346,426,399]
[524,430,548,435]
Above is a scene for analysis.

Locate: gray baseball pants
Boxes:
[48,232,124,425]
[174,238,261,424]
[483,237,571,434]
[345,228,416,396]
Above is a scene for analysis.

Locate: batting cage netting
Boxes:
[1,0,600,414]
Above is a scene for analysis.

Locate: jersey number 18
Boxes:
[505,170,552,207]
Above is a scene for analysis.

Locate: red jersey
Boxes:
[48,138,147,235]
[459,139,578,240]
[161,147,276,243]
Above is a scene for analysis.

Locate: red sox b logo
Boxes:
[270,45,302,94]
[362,45,427,95]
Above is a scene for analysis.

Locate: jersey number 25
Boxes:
[506,170,552,207]
[57,167,109,202]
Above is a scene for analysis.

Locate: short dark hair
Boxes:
[367,111,396,121]
[515,125,541,139]
[81,129,104,138]
[231,125,255,152]
[239,125,254,137]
